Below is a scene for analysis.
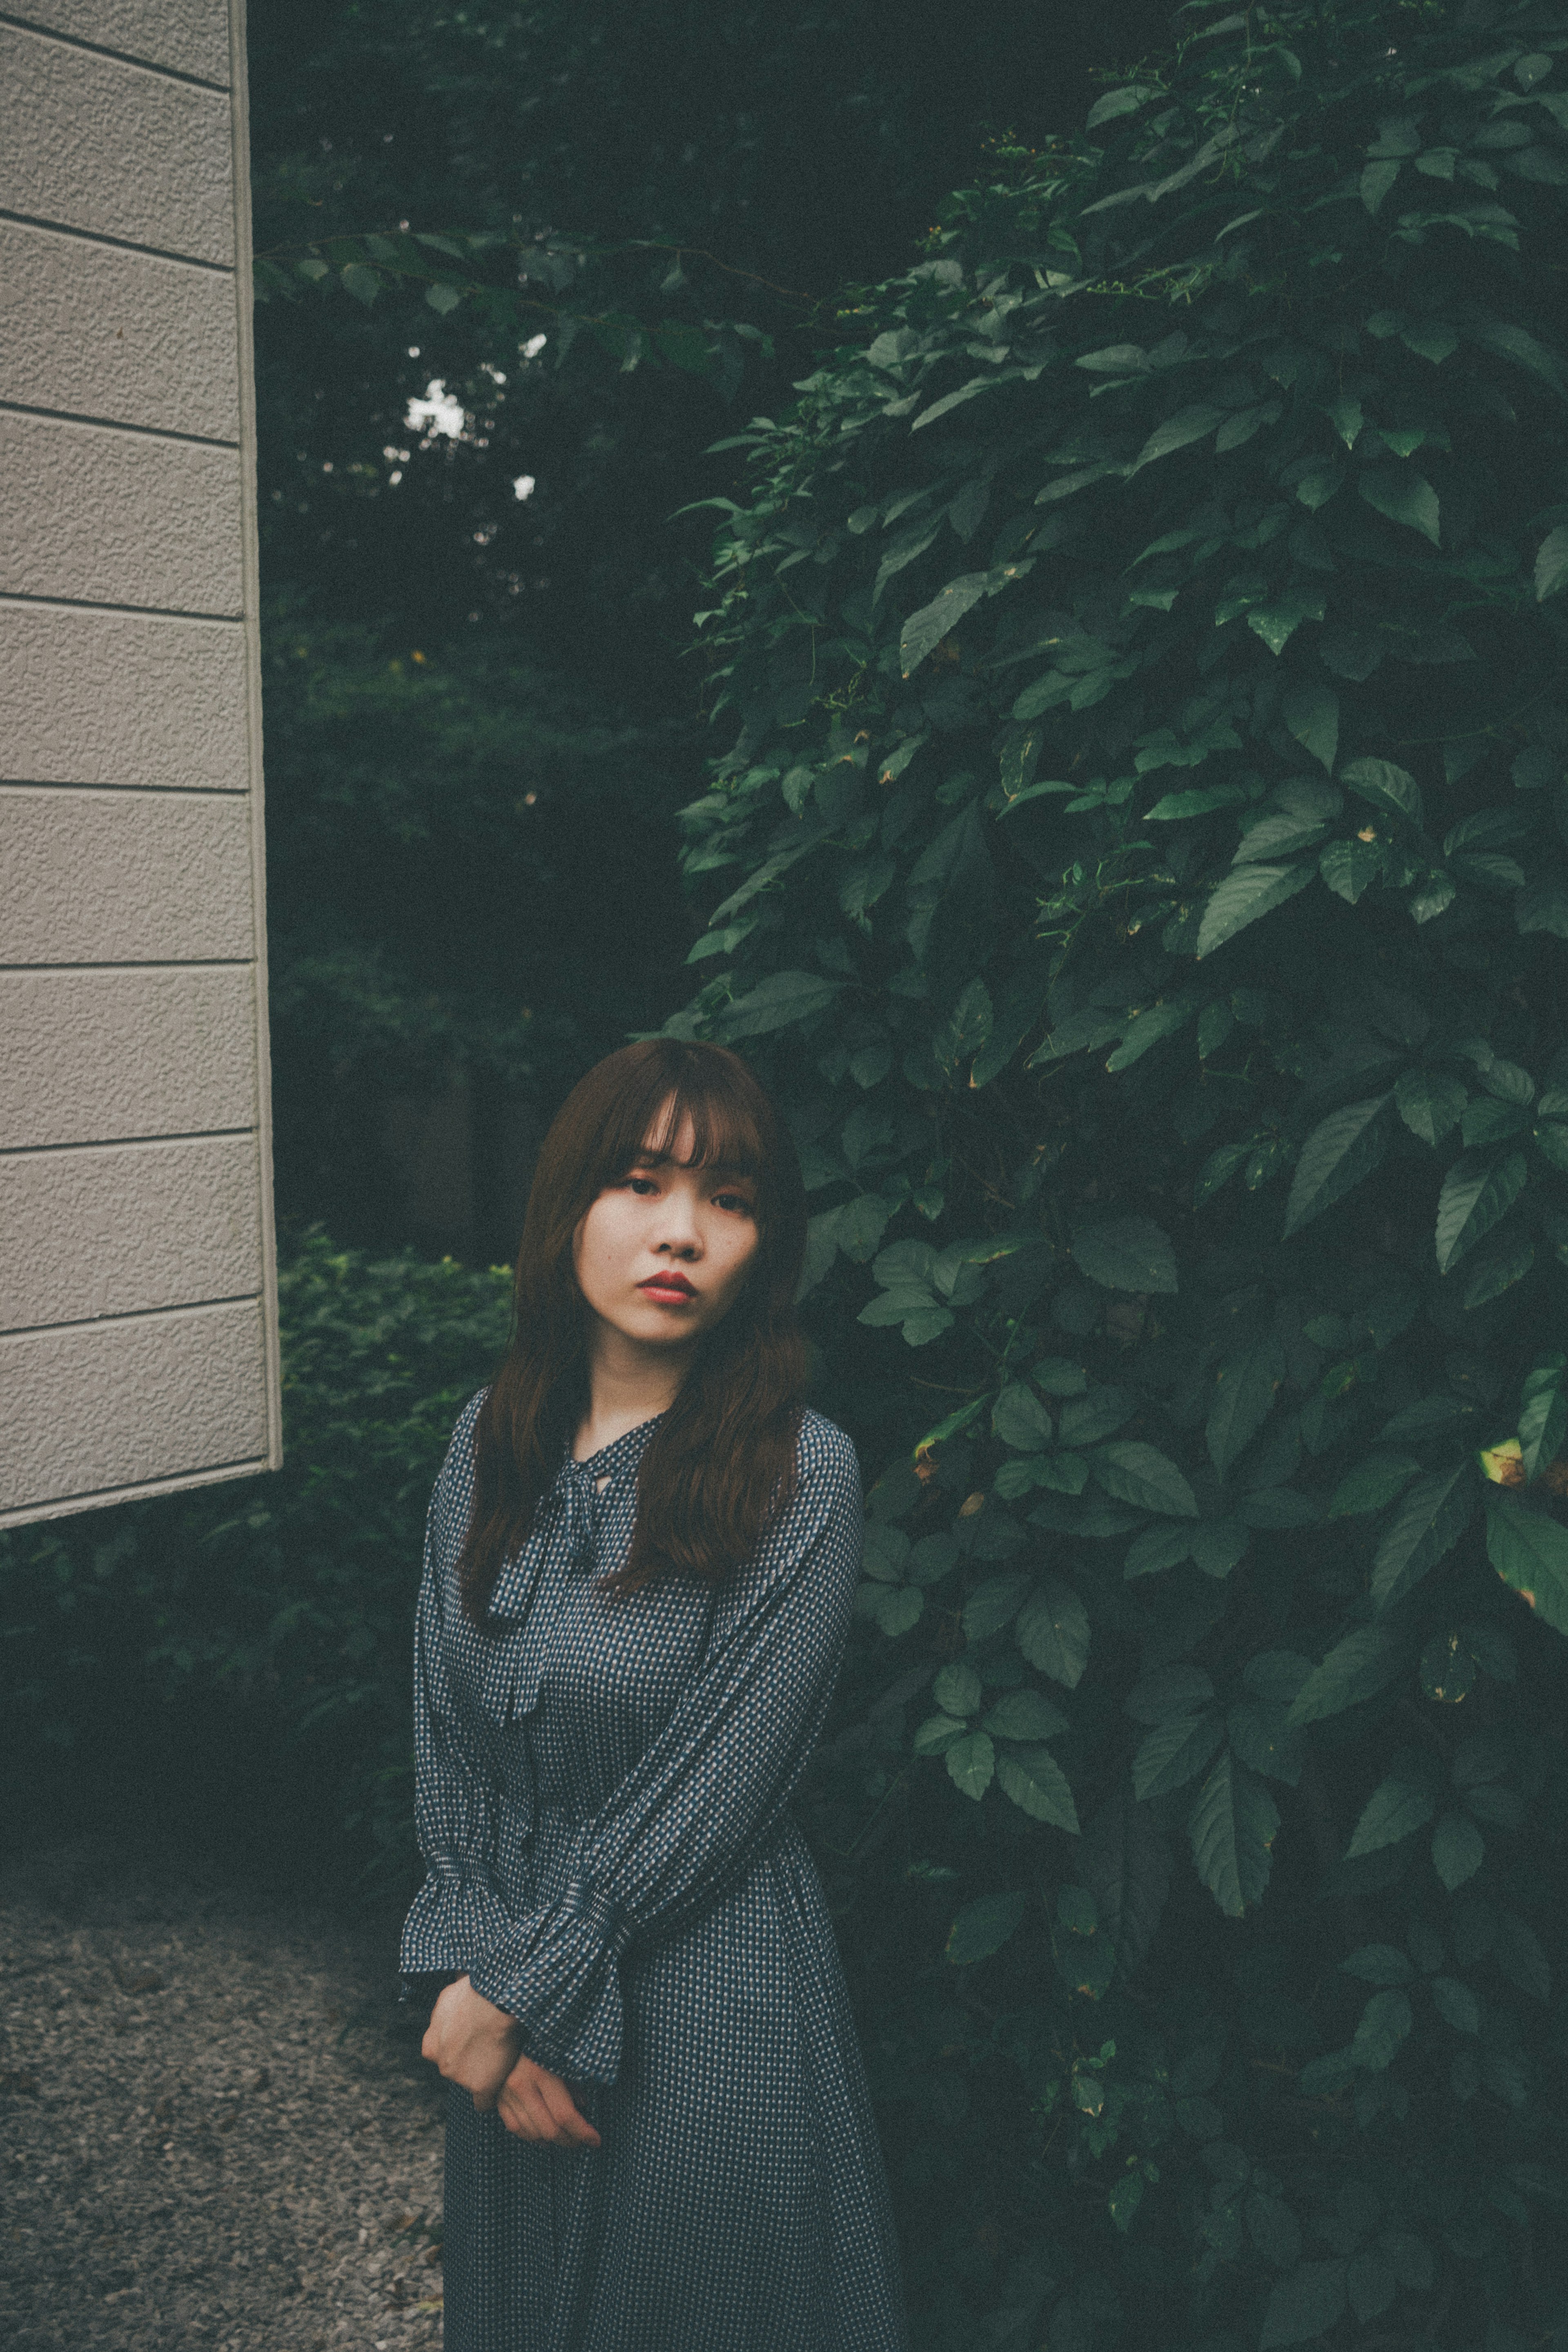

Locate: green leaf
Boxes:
[992,1382,1053,1451]
[1431,1975,1480,2033]
[424,280,462,314]
[1351,1989,1413,2071]
[1197,862,1314,956]
[1261,2259,1347,2348]
[1103,995,1198,1070]
[1191,1518,1250,1578]
[1071,1217,1177,1293]
[860,1582,925,1637]
[1486,1492,1568,1634]
[1359,464,1441,546]
[1348,1770,1436,1856]
[946,1730,996,1800]
[1086,83,1160,128]
[1434,1150,1528,1273]
[1494,1910,1551,2000]
[341,262,382,305]
[900,573,992,677]
[1127,404,1224,474]
[1536,524,1568,602]
[912,1712,967,1755]
[1015,1577,1091,1688]
[931,977,994,1080]
[1188,1752,1279,1917]
[933,1660,983,1717]
[1369,1464,1475,1613]
[1328,1454,1420,1518]
[1396,1068,1466,1146]
[837,1194,896,1263]
[1342,756,1424,830]
[1207,1338,1283,1474]
[1123,1521,1195,1578]
[1246,586,1327,656]
[1362,157,1402,211]
[946,1889,1026,1963]
[1518,1354,1568,1481]
[1133,1711,1223,1800]
[1431,1809,1485,1890]
[1283,1093,1395,1238]
[1091,1442,1198,1517]
[996,1743,1081,1830]
[1283,683,1339,774]
[1318,837,1383,904]
[1341,1945,1414,1986]
[1288,1624,1406,1725]
[962,1570,1033,1642]
[1226,1695,1303,1783]
[982,1688,1067,1742]
[722,969,843,1037]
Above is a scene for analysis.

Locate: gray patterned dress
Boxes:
[398,1394,908,2352]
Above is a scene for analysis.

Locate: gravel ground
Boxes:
[0,1835,448,2351]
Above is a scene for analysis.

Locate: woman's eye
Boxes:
[714,1191,754,1215]
[624,1175,659,1195]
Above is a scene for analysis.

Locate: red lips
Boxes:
[639,1271,696,1298]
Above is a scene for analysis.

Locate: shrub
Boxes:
[670,3,1568,2344]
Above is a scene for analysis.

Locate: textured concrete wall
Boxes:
[0,0,280,1525]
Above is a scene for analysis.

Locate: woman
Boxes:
[401,1039,908,2352]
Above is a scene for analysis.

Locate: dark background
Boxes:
[250,0,1171,1261]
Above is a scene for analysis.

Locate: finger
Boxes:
[537,2076,601,2147]
[498,2088,543,2141]
[509,2082,559,2141]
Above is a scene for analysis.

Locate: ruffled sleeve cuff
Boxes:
[396,1846,517,1981]
[466,1879,630,2086]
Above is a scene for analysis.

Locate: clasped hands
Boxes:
[421,1974,601,2148]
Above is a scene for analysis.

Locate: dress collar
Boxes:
[559,1412,666,1485]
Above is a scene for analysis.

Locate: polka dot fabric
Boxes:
[399,1396,909,2352]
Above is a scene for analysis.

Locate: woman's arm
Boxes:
[398,1398,518,1982]
[465,1418,862,2084]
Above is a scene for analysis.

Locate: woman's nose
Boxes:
[653,1199,702,1253]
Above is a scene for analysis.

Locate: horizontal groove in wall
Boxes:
[0,12,228,91]
[0,397,238,453]
[0,206,232,274]
[0,958,251,974]
[2,1289,261,1342]
[0,1124,254,1160]
[0,591,241,629]
[0,1453,270,1528]
[0,589,247,626]
[0,778,245,798]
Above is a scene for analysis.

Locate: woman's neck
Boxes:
[571,1321,693,1462]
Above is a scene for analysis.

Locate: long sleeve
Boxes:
[465,1416,863,2084]
[398,1395,521,1981]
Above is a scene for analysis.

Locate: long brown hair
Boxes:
[459,1039,809,1625]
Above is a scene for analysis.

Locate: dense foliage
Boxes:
[662,3,1568,2344]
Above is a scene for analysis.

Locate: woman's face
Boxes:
[572,1104,762,1352]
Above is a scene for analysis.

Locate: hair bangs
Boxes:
[641,1070,766,1181]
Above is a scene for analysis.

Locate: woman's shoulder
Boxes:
[442,1387,489,1483]
[792,1409,862,1506]
[427,1387,489,1558]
